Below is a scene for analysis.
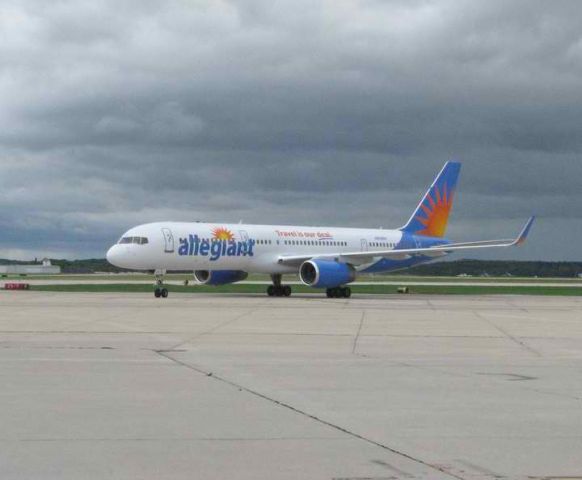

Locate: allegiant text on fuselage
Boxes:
[178,235,255,261]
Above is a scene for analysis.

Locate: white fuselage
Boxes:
[106,221,407,274]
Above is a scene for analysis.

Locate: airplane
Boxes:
[106,161,535,298]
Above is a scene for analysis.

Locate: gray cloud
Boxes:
[0,0,581,260]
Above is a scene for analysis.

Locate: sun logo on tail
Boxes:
[211,227,235,241]
[414,184,454,237]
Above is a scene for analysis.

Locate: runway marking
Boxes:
[155,350,467,480]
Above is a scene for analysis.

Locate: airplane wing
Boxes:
[278,216,535,266]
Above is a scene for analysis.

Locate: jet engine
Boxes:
[299,260,356,288]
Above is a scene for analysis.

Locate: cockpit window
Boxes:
[118,236,149,245]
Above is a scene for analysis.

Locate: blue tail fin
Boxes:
[400,161,461,238]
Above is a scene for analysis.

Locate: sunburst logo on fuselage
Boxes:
[414,184,454,237]
[212,227,235,241]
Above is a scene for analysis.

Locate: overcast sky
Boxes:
[1,0,581,261]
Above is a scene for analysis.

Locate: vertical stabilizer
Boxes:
[400,161,461,237]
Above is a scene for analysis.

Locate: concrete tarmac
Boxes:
[1,291,581,479]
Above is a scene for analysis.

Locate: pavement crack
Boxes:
[352,311,366,355]
[155,350,467,480]
[474,311,542,357]
[168,307,261,350]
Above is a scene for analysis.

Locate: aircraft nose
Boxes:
[106,245,122,267]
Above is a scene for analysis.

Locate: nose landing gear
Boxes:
[154,269,169,299]
[154,287,168,298]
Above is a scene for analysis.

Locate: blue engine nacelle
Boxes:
[299,260,356,288]
[193,270,248,285]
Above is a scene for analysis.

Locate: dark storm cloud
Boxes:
[0,0,581,259]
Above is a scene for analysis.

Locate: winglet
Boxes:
[513,216,535,246]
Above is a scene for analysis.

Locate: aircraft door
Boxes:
[360,239,368,251]
[161,228,175,253]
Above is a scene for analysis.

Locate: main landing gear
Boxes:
[267,274,292,297]
[326,287,351,298]
[153,269,169,299]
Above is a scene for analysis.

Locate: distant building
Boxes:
[0,258,60,275]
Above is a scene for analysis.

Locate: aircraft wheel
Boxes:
[154,288,162,298]
[283,285,291,297]
[161,288,169,298]
[343,287,351,298]
[267,285,275,297]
